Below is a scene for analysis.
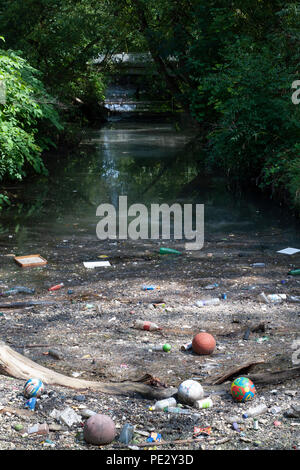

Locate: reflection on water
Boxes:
[0,116,299,253]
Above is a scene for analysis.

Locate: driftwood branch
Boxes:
[0,341,176,399]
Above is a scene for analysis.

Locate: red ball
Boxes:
[192,332,216,355]
[83,414,116,445]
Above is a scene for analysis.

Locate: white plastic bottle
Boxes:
[196,298,220,307]
[149,397,177,411]
[242,404,268,419]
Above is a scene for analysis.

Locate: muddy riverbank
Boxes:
[0,230,299,451]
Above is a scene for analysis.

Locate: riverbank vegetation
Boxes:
[0,1,299,213]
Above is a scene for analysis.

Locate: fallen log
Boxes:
[243,366,300,385]
[0,341,177,399]
[207,359,265,385]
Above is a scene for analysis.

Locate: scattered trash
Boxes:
[83,261,111,268]
[289,296,300,303]
[288,269,300,276]
[163,407,201,417]
[57,407,82,427]
[149,397,177,411]
[256,336,269,343]
[257,292,286,304]
[193,426,212,436]
[277,247,300,255]
[146,432,162,443]
[149,343,171,352]
[180,342,192,351]
[142,285,160,291]
[159,247,182,255]
[0,286,35,296]
[119,423,134,444]
[253,418,259,430]
[194,397,213,409]
[13,424,24,432]
[195,298,220,307]
[27,422,49,436]
[232,422,241,432]
[242,404,268,419]
[221,293,227,300]
[14,254,47,268]
[204,283,218,290]
[48,283,64,292]
[251,263,266,267]
[79,409,97,419]
[24,398,37,411]
[133,320,161,331]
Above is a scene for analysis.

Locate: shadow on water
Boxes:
[0,114,299,252]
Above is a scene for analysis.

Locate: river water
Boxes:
[0,114,299,285]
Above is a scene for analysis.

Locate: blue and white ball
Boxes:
[24,378,45,398]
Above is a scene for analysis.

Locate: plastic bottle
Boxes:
[195,298,220,307]
[159,247,182,255]
[163,407,201,418]
[48,283,64,292]
[242,404,268,419]
[289,296,300,303]
[149,343,171,352]
[180,342,192,351]
[194,397,213,409]
[257,293,286,304]
[119,423,134,444]
[253,418,259,430]
[133,320,161,331]
[149,397,177,411]
[288,269,300,276]
[1,286,35,296]
[27,422,49,435]
[142,285,159,291]
[204,283,218,290]
[251,263,265,267]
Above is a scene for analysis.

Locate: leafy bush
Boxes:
[0,46,62,206]
[202,39,300,211]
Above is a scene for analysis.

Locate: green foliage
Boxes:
[0,48,62,205]
[0,0,299,213]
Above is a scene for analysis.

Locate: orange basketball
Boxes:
[192,332,216,355]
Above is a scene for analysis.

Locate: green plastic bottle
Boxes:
[159,247,182,255]
[288,269,300,276]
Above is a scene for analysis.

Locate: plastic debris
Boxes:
[119,423,134,444]
[159,247,182,255]
[48,283,64,292]
[27,422,49,436]
[83,261,111,268]
[0,286,35,296]
[242,404,268,419]
[146,432,161,443]
[195,298,220,307]
[149,397,177,411]
[133,320,161,331]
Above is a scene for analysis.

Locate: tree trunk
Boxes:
[0,341,176,399]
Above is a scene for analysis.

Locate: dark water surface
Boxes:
[0,116,299,265]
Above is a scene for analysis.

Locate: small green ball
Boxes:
[163,343,171,352]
